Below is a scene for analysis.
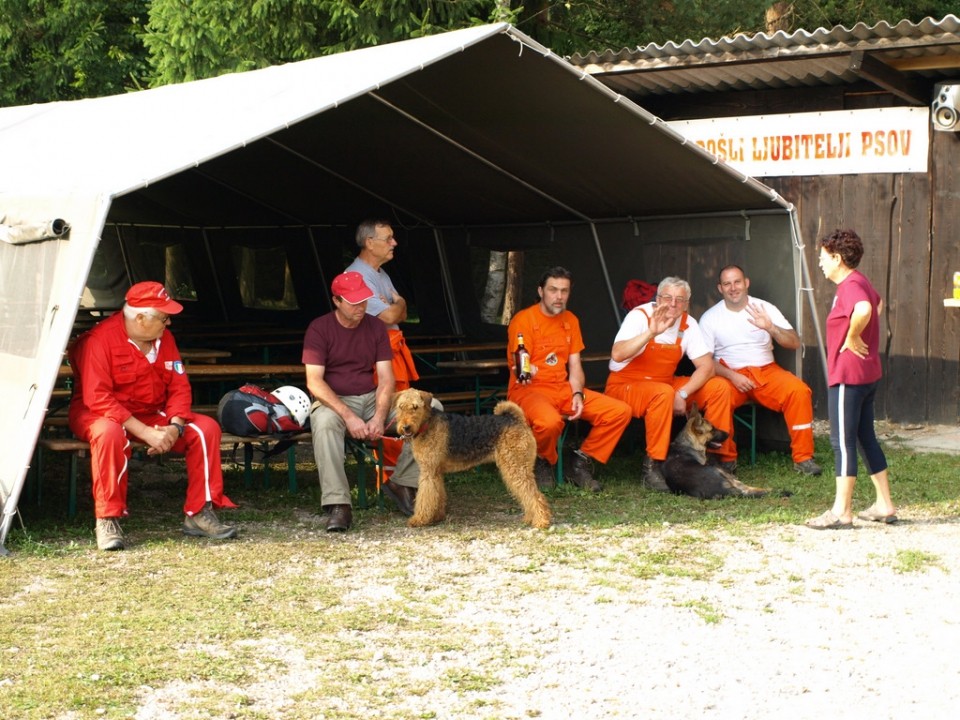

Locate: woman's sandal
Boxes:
[804,510,853,530]
[857,505,898,524]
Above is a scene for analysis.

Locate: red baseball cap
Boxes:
[331,271,374,305]
[125,281,184,314]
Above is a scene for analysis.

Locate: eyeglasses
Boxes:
[657,294,688,305]
[144,312,170,323]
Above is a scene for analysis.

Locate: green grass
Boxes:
[892,549,946,574]
[2,436,958,718]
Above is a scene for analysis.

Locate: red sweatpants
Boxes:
[510,384,632,465]
[721,363,815,462]
[605,376,735,462]
[69,411,236,518]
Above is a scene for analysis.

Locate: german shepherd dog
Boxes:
[662,404,783,499]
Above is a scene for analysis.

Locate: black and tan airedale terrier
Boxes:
[393,388,552,529]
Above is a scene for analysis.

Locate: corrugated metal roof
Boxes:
[570,14,960,98]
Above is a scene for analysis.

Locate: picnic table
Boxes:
[407,340,504,372]
[434,352,610,413]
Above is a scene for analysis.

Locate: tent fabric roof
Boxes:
[0,23,787,227]
[0,23,797,549]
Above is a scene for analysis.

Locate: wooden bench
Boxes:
[57,363,305,379]
[33,426,391,519]
[33,431,387,517]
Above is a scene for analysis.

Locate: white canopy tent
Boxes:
[0,23,813,552]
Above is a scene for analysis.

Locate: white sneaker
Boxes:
[95,517,124,551]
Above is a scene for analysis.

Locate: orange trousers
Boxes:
[375,374,414,485]
[605,375,736,462]
[720,363,815,463]
[509,384,632,465]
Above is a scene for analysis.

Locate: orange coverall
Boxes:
[376,329,420,481]
[507,305,631,465]
[605,310,735,462]
[719,360,815,462]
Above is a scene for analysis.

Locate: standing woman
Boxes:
[805,229,897,529]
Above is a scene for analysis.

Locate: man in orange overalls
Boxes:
[699,265,822,476]
[345,219,421,506]
[605,276,734,491]
[507,267,632,492]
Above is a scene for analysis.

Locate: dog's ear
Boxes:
[689,402,701,418]
[418,389,433,405]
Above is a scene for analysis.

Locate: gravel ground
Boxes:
[129,422,960,720]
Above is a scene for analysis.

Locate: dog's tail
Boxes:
[727,476,793,498]
[493,400,528,425]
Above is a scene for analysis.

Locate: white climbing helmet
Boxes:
[271,385,311,426]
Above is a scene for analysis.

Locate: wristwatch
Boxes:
[678,389,688,400]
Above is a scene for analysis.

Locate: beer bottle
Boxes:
[514,333,532,381]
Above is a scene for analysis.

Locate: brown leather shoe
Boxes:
[383,481,416,517]
[325,504,352,532]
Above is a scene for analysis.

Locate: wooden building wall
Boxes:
[640,84,960,424]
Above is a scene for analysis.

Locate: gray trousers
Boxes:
[309,392,419,508]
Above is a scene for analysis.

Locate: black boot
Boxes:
[641,457,669,492]
[567,450,602,492]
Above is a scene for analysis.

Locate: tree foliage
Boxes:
[0,0,955,106]
[143,0,505,85]
[0,0,150,106]
[514,1,958,56]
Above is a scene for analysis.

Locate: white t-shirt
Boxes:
[699,296,792,369]
[608,302,711,372]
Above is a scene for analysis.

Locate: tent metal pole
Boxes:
[588,222,620,323]
[200,228,230,322]
[431,207,794,232]
[432,227,462,334]
[306,226,332,313]
[264,138,438,227]
[369,93,597,224]
[789,210,827,381]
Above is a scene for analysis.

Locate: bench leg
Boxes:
[733,404,757,465]
[31,446,43,506]
[243,443,254,488]
[262,450,271,490]
[348,440,385,511]
[68,451,79,519]
[286,445,298,493]
[555,423,571,486]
